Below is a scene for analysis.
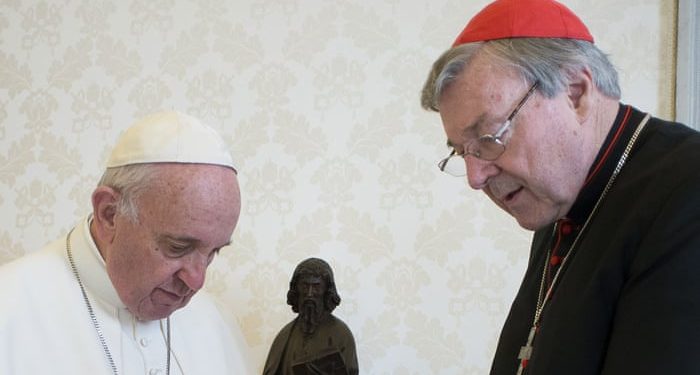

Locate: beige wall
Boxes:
[0,0,676,373]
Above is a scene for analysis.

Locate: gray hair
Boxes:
[97,163,159,223]
[421,38,620,111]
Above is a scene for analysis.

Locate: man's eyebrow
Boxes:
[466,112,488,135]
[159,235,232,249]
[158,233,200,247]
[445,112,487,149]
[160,234,199,244]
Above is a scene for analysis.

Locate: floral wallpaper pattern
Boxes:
[0,0,675,373]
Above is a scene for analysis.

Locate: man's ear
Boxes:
[567,67,594,124]
[91,186,120,244]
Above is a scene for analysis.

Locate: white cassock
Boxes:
[0,216,253,374]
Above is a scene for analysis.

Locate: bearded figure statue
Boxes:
[263,258,359,375]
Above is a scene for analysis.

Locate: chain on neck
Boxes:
[532,113,650,329]
[517,113,650,375]
[66,227,171,375]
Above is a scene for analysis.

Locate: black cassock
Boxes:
[491,105,700,375]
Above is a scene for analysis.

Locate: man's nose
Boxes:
[465,155,499,190]
[177,255,208,292]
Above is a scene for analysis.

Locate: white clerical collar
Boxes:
[70,215,126,310]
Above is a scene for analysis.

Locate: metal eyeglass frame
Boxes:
[437,81,539,177]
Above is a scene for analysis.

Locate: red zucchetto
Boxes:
[453,0,594,46]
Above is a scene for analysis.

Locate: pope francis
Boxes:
[0,111,252,374]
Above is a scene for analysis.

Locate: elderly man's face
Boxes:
[438,53,591,230]
[105,164,241,321]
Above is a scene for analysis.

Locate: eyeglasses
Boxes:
[437,81,539,177]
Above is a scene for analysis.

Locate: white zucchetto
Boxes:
[106,111,236,171]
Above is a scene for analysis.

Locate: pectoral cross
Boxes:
[516,325,537,375]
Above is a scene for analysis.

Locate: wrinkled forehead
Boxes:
[134,164,241,237]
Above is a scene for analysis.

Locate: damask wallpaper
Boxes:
[0,0,676,373]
